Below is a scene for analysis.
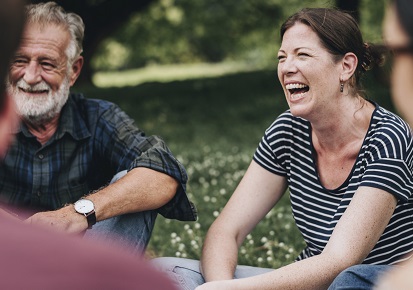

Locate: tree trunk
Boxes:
[336,0,360,22]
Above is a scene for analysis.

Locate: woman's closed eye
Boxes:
[297,52,310,58]
[277,55,286,62]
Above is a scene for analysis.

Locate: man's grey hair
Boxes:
[25,1,84,65]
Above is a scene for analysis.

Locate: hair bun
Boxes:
[361,42,386,72]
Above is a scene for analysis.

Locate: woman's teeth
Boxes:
[285,83,307,90]
[285,83,309,99]
[290,92,306,100]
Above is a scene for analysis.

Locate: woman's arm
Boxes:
[200,160,288,281]
[199,174,397,289]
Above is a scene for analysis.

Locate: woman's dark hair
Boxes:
[280,8,385,95]
[394,0,413,42]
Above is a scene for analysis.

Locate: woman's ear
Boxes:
[341,52,358,82]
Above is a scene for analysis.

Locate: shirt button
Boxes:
[38,154,44,159]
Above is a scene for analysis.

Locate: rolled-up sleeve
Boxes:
[129,135,197,221]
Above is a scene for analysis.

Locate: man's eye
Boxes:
[13,59,27,65]
[41,62,55,69]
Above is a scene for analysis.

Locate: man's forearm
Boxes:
[86,167,178,221]
[25,167,178,234]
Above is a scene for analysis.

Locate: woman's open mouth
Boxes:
[286,83,309,100]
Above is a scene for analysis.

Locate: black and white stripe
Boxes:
[253,105,413,265]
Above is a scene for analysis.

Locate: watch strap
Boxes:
[84,210,96,229]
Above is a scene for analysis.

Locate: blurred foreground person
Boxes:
[0,0,177,289]
[1,1,196,255]
[329,0,413,289]
[153,7,413,290]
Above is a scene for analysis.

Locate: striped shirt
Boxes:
[0,93,196,221]
[253,105,413,265]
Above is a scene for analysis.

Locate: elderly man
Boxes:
[0,1,177,289]
[2,1,196,253]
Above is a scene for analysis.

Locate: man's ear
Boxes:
[341,52,358,82]
[69,56,84,86]
[0,94,18,157]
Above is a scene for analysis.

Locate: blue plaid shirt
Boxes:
[0,93,196,221]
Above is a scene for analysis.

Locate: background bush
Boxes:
[92,0,385,72]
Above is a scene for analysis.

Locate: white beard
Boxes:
[7,77,70,126]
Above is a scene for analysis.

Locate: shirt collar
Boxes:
[16,93,91,141]
[55,93,91,141]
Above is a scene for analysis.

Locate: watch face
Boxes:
[74,199,94,214]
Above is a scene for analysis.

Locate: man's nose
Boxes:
[23,61,42,85]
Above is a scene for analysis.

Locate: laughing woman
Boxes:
[153,8,413,290]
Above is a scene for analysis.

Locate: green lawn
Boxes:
[73,65,392,268]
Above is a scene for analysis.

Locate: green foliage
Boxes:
[92,0,386,72]
[73,66,392,268]
[92,0,340,71]
[359,0,386,42]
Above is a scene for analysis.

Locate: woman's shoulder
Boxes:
[371,105,412,138]
[367,105,413,156]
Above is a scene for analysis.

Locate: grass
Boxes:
[93,62,266,88]
[73,64,392,268]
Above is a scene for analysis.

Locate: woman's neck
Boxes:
[311,97,374,153]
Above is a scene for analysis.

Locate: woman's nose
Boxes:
[279,56,298,75]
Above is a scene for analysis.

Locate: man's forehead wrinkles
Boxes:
[16,44,66,63]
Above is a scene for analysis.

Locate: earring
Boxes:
[340,82,344,93]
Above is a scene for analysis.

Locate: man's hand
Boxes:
[25,205,88,234]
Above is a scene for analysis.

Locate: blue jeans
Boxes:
[328,265,393,290]
[84,170,157,255]
[151,257,273,290]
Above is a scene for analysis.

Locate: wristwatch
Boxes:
[74,199,96,229]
